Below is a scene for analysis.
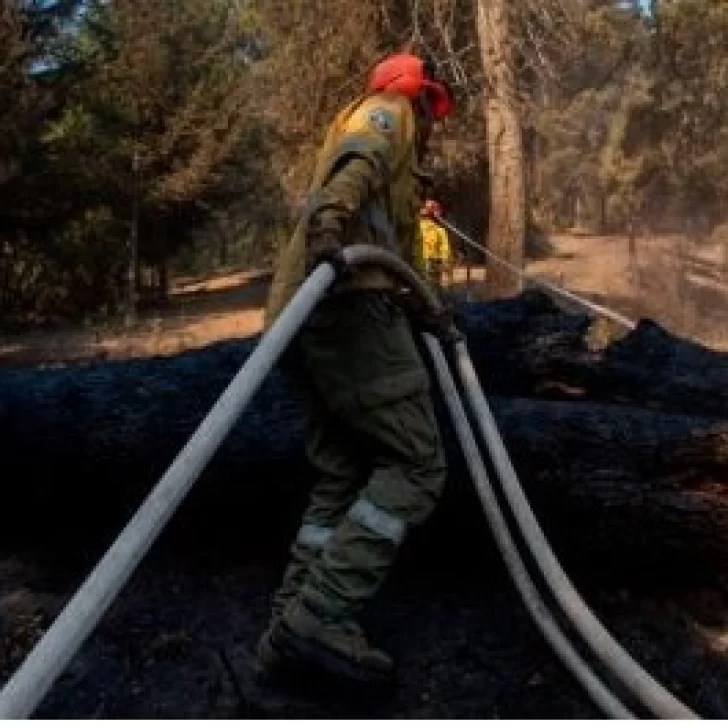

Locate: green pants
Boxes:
[271,291,448,620]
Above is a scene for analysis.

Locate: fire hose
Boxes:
[0,245,697,719]
[436,215,637,331]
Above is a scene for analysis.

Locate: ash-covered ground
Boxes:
[2,538,727,719]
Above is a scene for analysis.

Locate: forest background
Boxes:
[1,0,726,355]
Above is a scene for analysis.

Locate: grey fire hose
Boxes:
[451,343,697,719]
[365,254,694,718]
[0,259,335,720]
[0,244,697,719]
[0,245,440,719]
[423,334,633,719]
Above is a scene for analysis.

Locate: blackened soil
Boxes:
[1,547,727,719]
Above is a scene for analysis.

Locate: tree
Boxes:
[600,0,728,233]
[42,0,274,305]
[476,0,525,299]
[474,0,589,298]
[248,0,383,205]
[0,0,87,319]
[533,2,649,232]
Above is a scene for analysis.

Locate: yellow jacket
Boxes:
[264,91,429,329]
[416,217,452,274]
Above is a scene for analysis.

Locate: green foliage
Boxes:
[2,0,728,323]
[569,0,728,232]
[0,0,284,324]
[530,0,728,237]
[532,2,650,232]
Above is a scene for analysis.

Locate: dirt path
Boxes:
[2,232,727,368]
[527,233,728,350]
[0,269,270,368]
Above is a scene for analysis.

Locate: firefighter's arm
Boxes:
[307,157,383,244]
[305,102,410,271]
[304,156,387,274]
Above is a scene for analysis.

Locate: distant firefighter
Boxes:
[416,199,454,289]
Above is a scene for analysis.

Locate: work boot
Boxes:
[270,599,394,684]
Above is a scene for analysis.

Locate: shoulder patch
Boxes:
[367,107,397,135]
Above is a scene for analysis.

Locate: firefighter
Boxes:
[257,53,456,685]
[417,199,454,289]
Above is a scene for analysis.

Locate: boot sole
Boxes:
[271,624,394,686]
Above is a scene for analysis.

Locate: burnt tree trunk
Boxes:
[477,0,526,300]
[1,294,728,577]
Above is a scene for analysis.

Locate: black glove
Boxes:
[305,231,347,277]
[418,306,462,345]
[395,292,463,345]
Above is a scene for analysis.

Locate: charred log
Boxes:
[589,319,728,419]
[0,296,727,577]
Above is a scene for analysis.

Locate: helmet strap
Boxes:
[416,90,436,126]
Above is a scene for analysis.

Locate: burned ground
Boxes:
[2,544,728,719]
[1,293,728,718]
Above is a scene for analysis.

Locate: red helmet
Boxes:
[367,54,454,120]
[421,199,443,218]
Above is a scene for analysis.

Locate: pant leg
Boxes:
[270,387,366,619]
[298,388,446,618]
[293,292,448,619]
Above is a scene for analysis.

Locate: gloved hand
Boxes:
[417,305,463,345]
[394,291,463,346]
[305,231,347,277]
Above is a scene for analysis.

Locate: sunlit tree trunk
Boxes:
[477,0,526,300]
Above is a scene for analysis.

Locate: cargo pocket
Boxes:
[300,292,430,417]
[393,392,440,462]
[357,390,440,464]
[361,390,447,525]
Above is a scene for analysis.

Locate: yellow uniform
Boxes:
[415,217,453,285]
[419,217,452,266]
[264,91,430,328]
